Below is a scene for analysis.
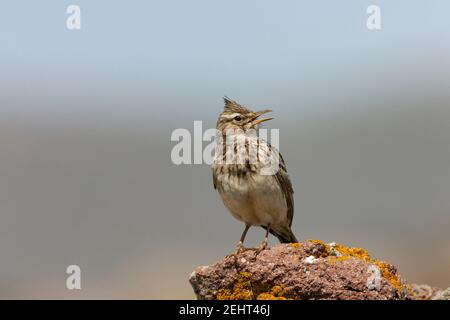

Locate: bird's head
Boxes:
[216,97,273,132]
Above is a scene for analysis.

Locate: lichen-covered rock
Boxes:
[189,240,412,300]
[441,287,450,300]
[410,284,450,300]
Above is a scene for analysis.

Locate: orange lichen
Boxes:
[312,241,405,293]
[216,272,253,300]
[257,286,291,300]
[307,239,331,257]
[332,244,371,261]
[374,261,403,292]
[216,273,296,300]
[290,243,302,249]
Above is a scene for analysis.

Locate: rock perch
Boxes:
[189,240,448,300]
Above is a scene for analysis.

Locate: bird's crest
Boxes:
[223,96,252,114]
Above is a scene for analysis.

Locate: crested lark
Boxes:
[212,97,298,252]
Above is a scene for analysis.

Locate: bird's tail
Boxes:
[268,227,298,244]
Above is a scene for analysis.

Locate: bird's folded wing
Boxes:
[274,152,295,227]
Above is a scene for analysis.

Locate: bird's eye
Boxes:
[234,116,242,121]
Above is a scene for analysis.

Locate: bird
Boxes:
[212,97,298,253]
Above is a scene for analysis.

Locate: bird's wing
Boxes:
[274,152,295,227]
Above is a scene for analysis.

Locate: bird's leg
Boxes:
[256,225,271,253]
[234,224,250,255]
[253,226,270,258]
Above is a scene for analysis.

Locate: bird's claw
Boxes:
[228,242,247,265]
[255,239,269,255]
[234,242,246,255]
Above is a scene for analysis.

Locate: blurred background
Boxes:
[0,0,449,298]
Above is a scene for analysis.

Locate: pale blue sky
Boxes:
[0,1,449,125]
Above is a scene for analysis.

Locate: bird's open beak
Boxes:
[251,109,273,125]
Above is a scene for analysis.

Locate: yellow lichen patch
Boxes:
[307,239,331,257]
[216,272,254,300]
[290,243,302,249]
[257,294,288,300]
[308,239,327,247]
[257,285,291,300]
[374,261,403,293]
[216,272,297,300]
[333,244,371,262]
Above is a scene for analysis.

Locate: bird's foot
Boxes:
[233,241,246,255]
[226,242,246,259]
[228,242,248,266]
[255,239,269,255]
